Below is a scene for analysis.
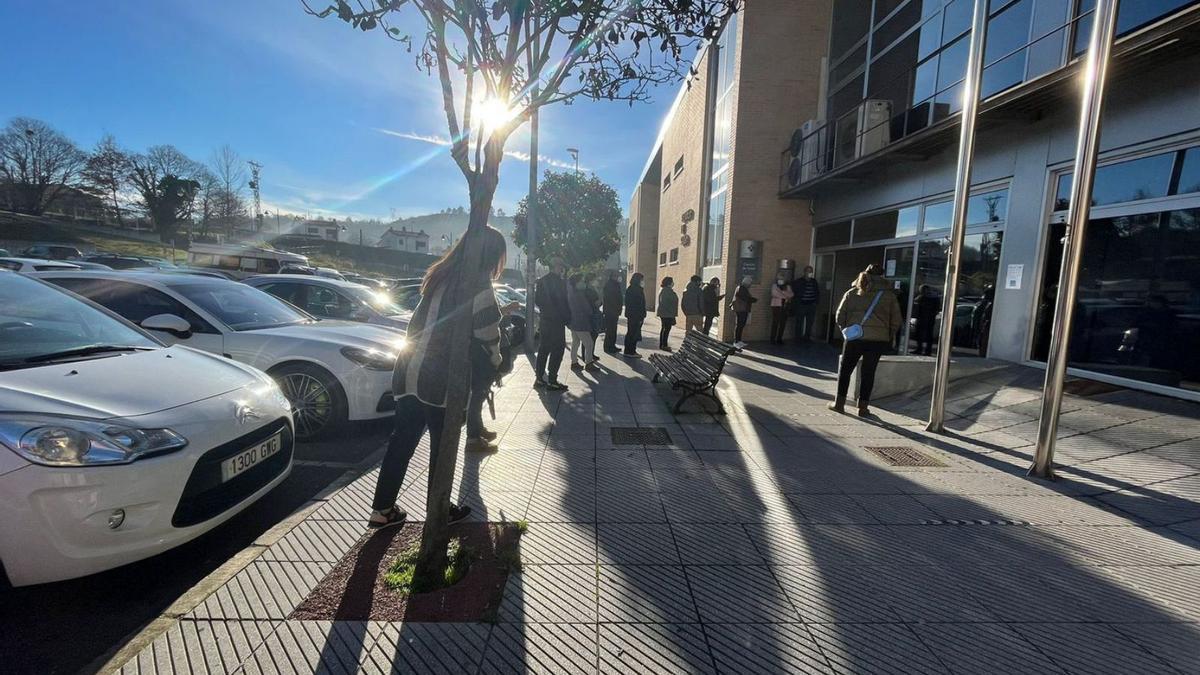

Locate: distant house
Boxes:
[297,219,342,242]
[378,226,429,253]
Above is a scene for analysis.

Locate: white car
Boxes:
[0,257,81,273]
[0,272,293,586]
[244,274,411,331]
[36,272,404,439]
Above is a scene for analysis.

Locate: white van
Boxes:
[186,243,308,280]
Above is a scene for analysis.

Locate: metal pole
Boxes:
[524,85,540,352]
[1031,0,1121,479]
[926,0,990,432]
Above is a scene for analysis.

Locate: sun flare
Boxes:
[474,96,517,132]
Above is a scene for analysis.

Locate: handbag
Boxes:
[842,291,883,342]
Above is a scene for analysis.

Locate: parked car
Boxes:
[244,275,411,331]
[185,243,307,280]
[0,271,293,586]
[278,264,317,275]
[314,267,346,281]
[71,261,115,271]
[0,257,82,273]
[35,272,402,439]
[83,253,177,270]
[0,248,10,257]
[20,244,82,261]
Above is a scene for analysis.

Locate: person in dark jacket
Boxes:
[602,270,623,353]
[583,273,602,360]
[657,277,679,351]
[702,277,723,335]
[534,258,571,391]
[731,276,757,347]
[912,284,939,356]
[681,276,704,334]
[623,273,647,357]
[368,225,508,529]
[831,265,903,417]
[790,265,820,343]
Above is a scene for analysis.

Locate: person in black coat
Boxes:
[701,277,723,335]
[913,284,940,356]
[602,270,623,354]
[623,272,647,357]
[534,258,571,390]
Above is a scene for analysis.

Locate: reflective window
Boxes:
[922,189,1009,231]
[1176,147,1200,195]
[874,0,922,50]
[705,189,727,266]
[830,0,872,59]
[941,0,972,42]
[831,44,868,84]
[1054,151,1177,210]
[852,205,921,243]
[815,221,853,248]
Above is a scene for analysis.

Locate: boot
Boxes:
[477,427,498,441]
[827,398,845,414]
[857,402,871,417]
[465,437,499,453]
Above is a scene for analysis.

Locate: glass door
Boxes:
[884,244,916,352]
[814,253,836,342]
[912,232,1004,356]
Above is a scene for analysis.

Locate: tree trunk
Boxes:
[413,150,502,581]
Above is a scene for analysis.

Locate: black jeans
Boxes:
[372,396,446,511]
[734,311,749,342]
[794,303,817,342]
[624,318,643,354]
[659,317,676,349]
[836,340,890,405]
[603,312,620,351]
[466,381,488,439]
[536,322,566,382]
[703,314,716,334]
[770,306,787,343]
[915,319,935,355]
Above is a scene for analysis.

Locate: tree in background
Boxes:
[304,0,738,580]
[195,167,221,239]
[514,170,620,269]
[128,145,203,243]
[209,144,248,235]
[81,134,132,226]
[0,117,87,215]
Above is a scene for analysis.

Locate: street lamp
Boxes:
[567,147,580,174]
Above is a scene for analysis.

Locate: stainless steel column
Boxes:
[926,0,990,433]
[1031,0,1121,479]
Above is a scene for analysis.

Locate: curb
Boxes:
[92,447,385,674]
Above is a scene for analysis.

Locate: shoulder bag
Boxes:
[841,291,883,342]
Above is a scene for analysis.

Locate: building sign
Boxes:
[737,239,762,283]
[1006,264,1024,290]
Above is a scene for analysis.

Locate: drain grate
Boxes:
[864,446,945,467]
[611,427,672,445]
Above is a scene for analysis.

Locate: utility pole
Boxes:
[248,161,263,233]
[525,85,540,352]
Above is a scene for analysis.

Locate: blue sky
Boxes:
[0,0,680,219]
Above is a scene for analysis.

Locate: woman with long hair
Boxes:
[368,225,508,528]
[568,272,599,372]
[831,264,902,417]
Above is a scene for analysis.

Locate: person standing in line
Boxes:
[623,273,647,357]
[791,265,820,343]
[912,284,939,356]
[534,258,571,391]
[680,275,704,335]
[702,277,723,335]
[602,270,623,354]
[568,273,599,372]
[583,273,602,361]
[656,277,679,351]
[368,225,509,529]
[831,264,902,417]
[731,276,757,349]
[769,273,794,345]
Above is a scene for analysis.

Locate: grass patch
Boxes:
[383,538,472,595]
[514,518,528,534]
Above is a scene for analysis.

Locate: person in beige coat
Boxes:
[831,264,902,416]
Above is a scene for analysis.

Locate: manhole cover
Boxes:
[864,446,945,467]
[611,427,672,445]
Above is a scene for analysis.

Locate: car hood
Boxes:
[0,346,264,419]
[251,321,406,349]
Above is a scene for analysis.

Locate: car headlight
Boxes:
[0,417,188,467]
[341,346,399,371]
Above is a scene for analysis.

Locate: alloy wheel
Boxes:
[278,371,333,438]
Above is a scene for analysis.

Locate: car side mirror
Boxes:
[141,313,193,339]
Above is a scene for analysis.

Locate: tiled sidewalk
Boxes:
[116,336,1200,674]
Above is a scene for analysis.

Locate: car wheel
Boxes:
[271,363,347,440]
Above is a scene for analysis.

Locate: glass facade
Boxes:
[1034,143,1200,393]
[704,12,738,267]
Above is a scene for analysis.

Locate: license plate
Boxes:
[220,433,282,483]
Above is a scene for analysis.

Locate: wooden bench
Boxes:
[648,330,739,414]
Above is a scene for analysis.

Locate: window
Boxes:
[669,248,679,264]
[922,189,1009,232]
[674,156,684,177]
[659,252,668,266]
[64,280,215,334]
[416,240,427,250]
[629,223,636,243]
[705,189,728,266]
[814,221,852,248]
[663,173,672,191]
[217,256,241,270]
[830,0,872,60]
[239,257,259,272]
[852,205,921,243]
[1055,151,1179,210]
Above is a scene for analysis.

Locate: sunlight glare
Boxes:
[474,96,517,132]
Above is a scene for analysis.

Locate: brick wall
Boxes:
[627,162,661,309]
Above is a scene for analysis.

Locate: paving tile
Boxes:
[526,489,596,523]
[659,490,733,523]
[652,469,719,492]
[869,565,998,623]
[671,523,765,564]
[519,523,598,565]
[480,623,598,675]
[499,564,597,623]
[1114,622,1200,674]
[686,565,800,624]
[120,619,279,675]
[598,623,714,674]
[239,620,373,674]
[358,622,491,675]
[911,623,1061,675]
[260,520,365,563]
[1013,623,1176,675]
[189,561,332,620]
[704,623,831,674]
[722,489,806,523]
[595,491,667,523]
[849,494,942,523]
[773,565,898,623]
[595,468,658,492]
[598,565,697,623]
[597,524,680,564]
[955,566,1091,622]
[787,494,879,523]
[807,623,947,675]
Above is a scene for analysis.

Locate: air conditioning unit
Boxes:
[799,119,825,184]
[833,100,892,168]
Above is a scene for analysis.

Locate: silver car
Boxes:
[245,274,411,331]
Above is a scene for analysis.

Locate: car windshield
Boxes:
[0,274,158,368]
[345,285,406,316]
[173,282,313,331]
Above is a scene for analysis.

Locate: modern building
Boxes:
[630,0,1200,401]
[378,225,430,253]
